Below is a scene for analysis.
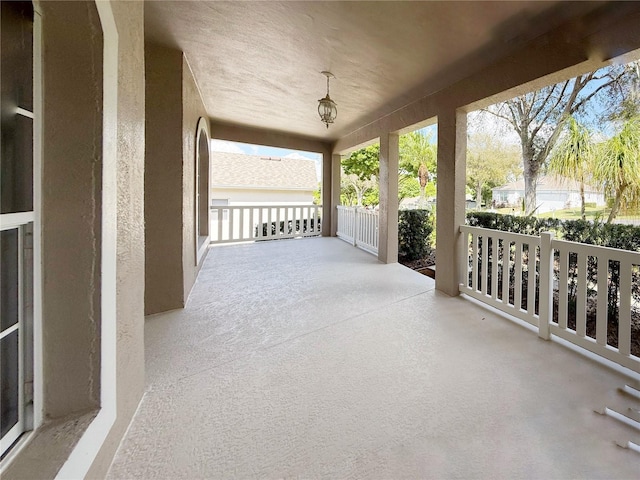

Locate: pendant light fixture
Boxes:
[318,71,337,128]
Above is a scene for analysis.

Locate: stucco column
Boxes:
[378,132,399,263]
[321,144,335,236]
[330,153,341,236]
[435,108,467,296]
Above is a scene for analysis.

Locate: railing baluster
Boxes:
[249,208,255,239]
[481,235,489,296]
[527,244,537,318]
[239,208,245,240]
[595,254,608,346]
[514,241,522,310]
[276,206,282,238]
[558,246,568,330]
[460,229,469,289]
[619,262,632,356]
[502,241,510,305]
[538,232,554,340]
[268,207,274,239]
[471,233,478,292]
[217,208,224,241]
[228,207,235,240]
[576,252,587,338]
[366,212,371,245]
[353,208,358,247]
[286,206,291,237]
[491,234,499,300]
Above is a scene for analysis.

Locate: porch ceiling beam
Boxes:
[210,121,331,155]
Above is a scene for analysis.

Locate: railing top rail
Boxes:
[552,237,640,262]
[336,205,378,213]
[460,225,541,245]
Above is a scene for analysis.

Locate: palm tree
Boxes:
[594,117,640,223]
[399,131,436,204]
[548,116,593,219]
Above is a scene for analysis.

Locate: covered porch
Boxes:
[4,2,640,478]
[108,238,639,478]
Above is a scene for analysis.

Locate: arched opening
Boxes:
[195,116,210,264]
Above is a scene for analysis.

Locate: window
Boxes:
[1,1,35,457]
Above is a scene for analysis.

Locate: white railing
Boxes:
[459,226,541,327]
[460,225,640,373]
[210,205,321,244]
[336,206,379,255]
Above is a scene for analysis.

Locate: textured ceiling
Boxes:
[145,1,603,141]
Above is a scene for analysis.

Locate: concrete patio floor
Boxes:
[107,237,639,479]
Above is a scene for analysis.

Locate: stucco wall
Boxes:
[145,44,185,315]
[86,0,146,476]
[182,57,209,302]
[3,2,145,478]
[38,0,103,420]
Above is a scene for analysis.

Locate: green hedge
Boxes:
[466,211,640,252]
[398,209,434,261]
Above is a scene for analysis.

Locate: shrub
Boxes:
[466,211,562,236]
[255,218,320,237]
[398,209,433,261]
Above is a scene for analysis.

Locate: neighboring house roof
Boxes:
[212,152,318,190]
[492,175,602,194]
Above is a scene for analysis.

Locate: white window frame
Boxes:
[0,6,41,463]
[0,222,26,455]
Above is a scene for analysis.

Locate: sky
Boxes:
[211,139,323,180]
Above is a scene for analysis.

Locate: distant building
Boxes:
[492,175,606,213]
[211,152,318,206]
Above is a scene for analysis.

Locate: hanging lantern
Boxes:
[318,71,337,128]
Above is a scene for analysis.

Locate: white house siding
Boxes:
[492,176,606,213]
[211,187,315,205]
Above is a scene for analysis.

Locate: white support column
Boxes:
[330,153,341,236]
[378,132,399,264]
[435,109,466,295]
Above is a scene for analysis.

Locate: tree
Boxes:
[342,144,379,180]
[312,183,322,205]
[547,116,594,219]
[466,130,521,208]
[594,117,640,223]
[606,61,640,121]
[486,66,628,214]
[343,135,437,206]
[341,172,377,207]
[399,176,421,202]
[399,131,436,202]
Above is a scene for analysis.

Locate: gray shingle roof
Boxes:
[211,152,318,190]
